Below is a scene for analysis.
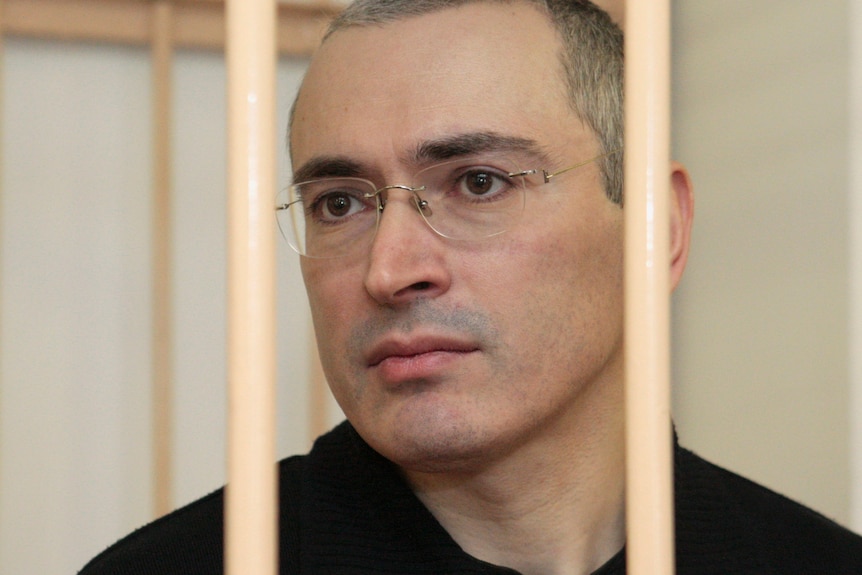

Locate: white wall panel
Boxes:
[0,39,153,574]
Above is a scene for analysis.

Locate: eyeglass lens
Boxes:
[277,155,527,258]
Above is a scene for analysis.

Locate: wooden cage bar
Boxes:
[151,0,175,520]
[624,0,675,573]
[0,0,338,56]
[224,0,278,574]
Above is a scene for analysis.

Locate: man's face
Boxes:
[291,2,624,473]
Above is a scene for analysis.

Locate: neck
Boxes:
[403,384,626,575]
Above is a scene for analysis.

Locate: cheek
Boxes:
[301,260,372,417]
[301,256,361,316]
[300,260,362,366]
[484,210,624,371]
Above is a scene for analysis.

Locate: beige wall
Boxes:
[671,0,855,526]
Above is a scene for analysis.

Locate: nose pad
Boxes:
[376,184,433,222]
[364,187,451,305]
[370,185,432,245]
[412,192,433,217]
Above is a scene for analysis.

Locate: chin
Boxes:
[367,416,509,475]
[388,444,487,475]
[349,390,528,473]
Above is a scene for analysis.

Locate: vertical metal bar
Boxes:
[225,0,277,573]
[151,0,174,519]
[624,0,675,573]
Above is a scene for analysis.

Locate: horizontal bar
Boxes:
[1,0,339,56]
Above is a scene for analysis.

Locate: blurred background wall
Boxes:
[671,0,862,532]
[674,0,862,523]
[0,1,860,573]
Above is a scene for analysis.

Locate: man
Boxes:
[79,1,862,574]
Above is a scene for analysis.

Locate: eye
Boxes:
[321,192,358,219]
[455,167,513,200]
[305,186,374,224]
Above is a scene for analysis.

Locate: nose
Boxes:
[363,189,451,306]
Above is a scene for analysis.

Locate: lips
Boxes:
[365,335,479,381]
[367,335,479,367]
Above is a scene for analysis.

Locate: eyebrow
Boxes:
[291,156,365,184]
[409,131,550,165]
[291,131,551,184]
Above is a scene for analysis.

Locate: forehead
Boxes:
[290,2,592,170]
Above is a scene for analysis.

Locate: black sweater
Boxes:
[79,422,862,574]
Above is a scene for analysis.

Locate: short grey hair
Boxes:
[305,0,624,203]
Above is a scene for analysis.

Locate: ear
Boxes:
[669,161,694,291]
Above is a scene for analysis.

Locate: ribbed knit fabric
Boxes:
[78,421,862,574]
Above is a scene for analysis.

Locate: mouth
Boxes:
[367,336,479,366]
[366,335,480,382]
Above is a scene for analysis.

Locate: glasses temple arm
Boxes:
[542,148,622,183]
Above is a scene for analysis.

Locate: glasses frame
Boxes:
[276,148,620,258]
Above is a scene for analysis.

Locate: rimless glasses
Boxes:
[275,149,619,259]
